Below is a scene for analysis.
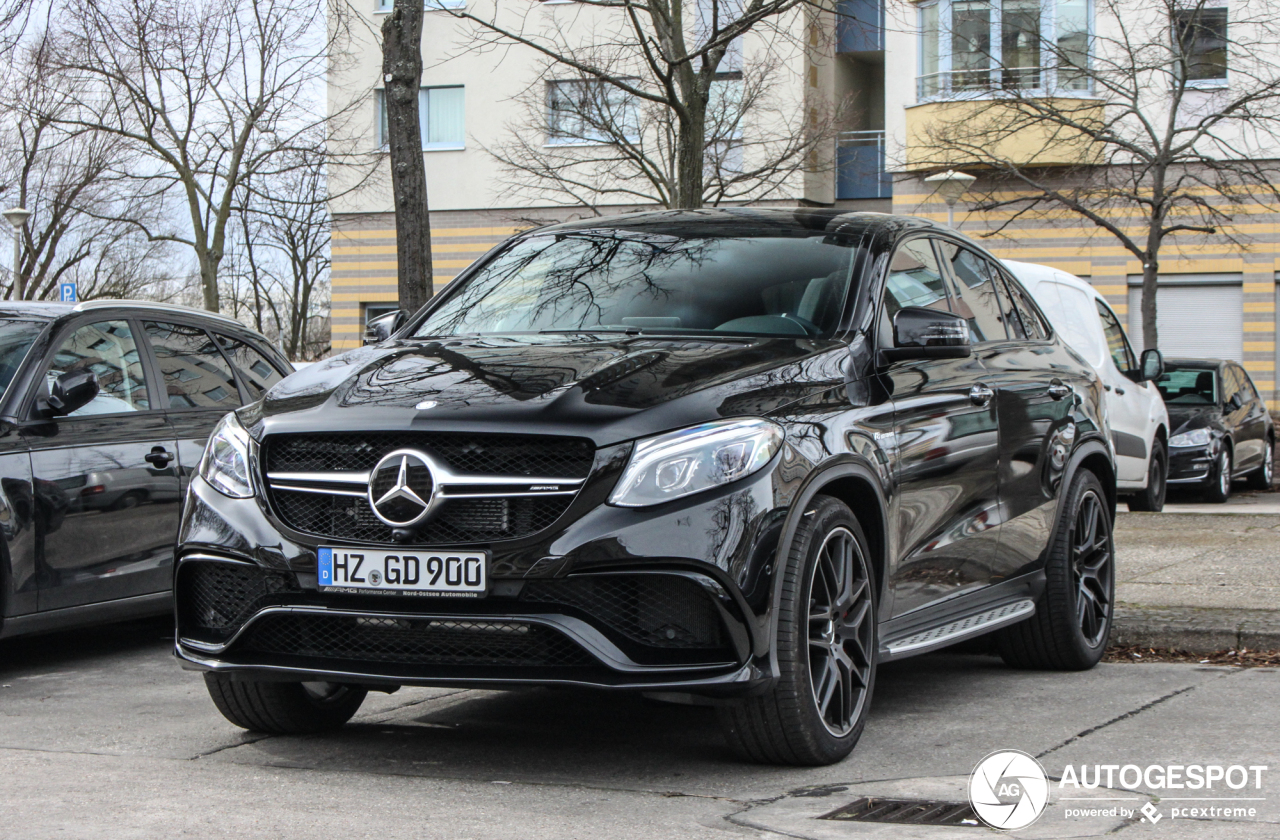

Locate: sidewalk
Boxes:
[1112,490,1280,652]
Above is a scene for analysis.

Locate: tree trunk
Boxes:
[1140,257,1159,352]
[198,249,220,312]
[382,0,433,314]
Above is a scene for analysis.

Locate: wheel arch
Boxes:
[764,457,890,675]
[1061,438,1116,527]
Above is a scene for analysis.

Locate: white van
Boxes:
[1004,261,1170,511]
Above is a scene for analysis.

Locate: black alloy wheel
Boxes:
[1128,440,1167,512]
[1205,447,1233,503]
[807,526,876,737]
[718,495,876,765]
[996,469,1115,670]
[1247,438,1274,490]
[1071,489,1114,648]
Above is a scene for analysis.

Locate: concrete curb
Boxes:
[1112,605,1280,653]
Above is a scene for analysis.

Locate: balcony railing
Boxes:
[836,130,891,200]
[917,67,1092,100]
[836,0,884,53]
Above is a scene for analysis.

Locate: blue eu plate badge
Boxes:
[318,547,333,585]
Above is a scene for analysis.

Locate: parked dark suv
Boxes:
[1158,358,1275,502]
[176,209,1130,766]
[0,301,291,640]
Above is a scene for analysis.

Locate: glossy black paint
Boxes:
[174,209,1112,694]
[0,302,292,639]
[1162,358,1275,487]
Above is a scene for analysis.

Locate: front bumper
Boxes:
[1168,444,1214,484]
[174,445,797,694]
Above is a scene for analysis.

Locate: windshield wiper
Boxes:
[537,328,640,336]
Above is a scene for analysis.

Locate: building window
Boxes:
[376,86,465,150]
[917,0,1091,99]
[546,80,638,145]
[375,0,466,12]
[1174,7,1228,83]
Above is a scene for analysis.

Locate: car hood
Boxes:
[1167,405,1224,436]
[249,335,848,446]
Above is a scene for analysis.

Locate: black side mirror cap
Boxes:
[1130,348,1164,383]
[880,307,972,363]
[364,310,406,345]
[42,369,99,417]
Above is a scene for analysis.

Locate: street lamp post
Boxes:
[923,170,976,229]
[2,207,31,300]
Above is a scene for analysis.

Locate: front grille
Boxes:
[178,561,300,639]
[521,575,724,650]
[272,490,573,545]
[262,432,594,544]
[239,613,596,668]
[264,433,595,478]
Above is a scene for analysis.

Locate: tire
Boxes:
[1246,438,1274,491]
[204,674,367,734]
[1127,440,1167,512]
[995,469,1114,671]
[718,496,877,766]
[1203,446,1233,503]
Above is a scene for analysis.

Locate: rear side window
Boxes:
[884,238,951,314]
[214,335,286,399]
[1095,301,1136,373]
[1001,275,1050,340]
[48,320,150,415]
[144,321,243,409]
[936,242,1008,343]
[1235,366,1259,400]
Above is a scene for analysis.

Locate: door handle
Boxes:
[1047,381,1073,401]
[144,446,174,468]
[969,383,994,406]
[1114,386,1126,396]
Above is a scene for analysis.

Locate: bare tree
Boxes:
[906,0,1280,349]
[225,146,332,361]
[49,0,352,313]
[0,33,175,302]
[448,0,827,210]
[382,0,434,314]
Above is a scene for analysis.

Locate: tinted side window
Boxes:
[884,238,951,314]
[1095,300,1136,373]
[1235,366,1259,400]
[937,242,1008,343]
[48,320,150,416]
[1002,275,1050,340]
[144,321,242,410]
[215,335,286,399]
[1223,365,1245,403]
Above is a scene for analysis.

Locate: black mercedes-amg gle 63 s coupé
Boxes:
[175,209,1124,765]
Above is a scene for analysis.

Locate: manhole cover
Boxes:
[820,797,981,827]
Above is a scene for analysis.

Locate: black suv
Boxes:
[176,210,1127,766]
[0,301,291,640]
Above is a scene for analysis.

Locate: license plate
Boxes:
[317,547,487,597]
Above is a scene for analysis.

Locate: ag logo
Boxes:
[969,750,1050,830]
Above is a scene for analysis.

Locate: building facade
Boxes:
[327,0,1278,410]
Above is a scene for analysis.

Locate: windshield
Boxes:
[414,230,860,338]
[0,319,44,398]
[1157,366,1218,405]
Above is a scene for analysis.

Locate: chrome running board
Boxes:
[881,599,1036,661]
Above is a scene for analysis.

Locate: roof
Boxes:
[536,207,936,240]
[0,298,248,329]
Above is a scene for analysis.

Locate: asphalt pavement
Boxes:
[1,616,1277,839]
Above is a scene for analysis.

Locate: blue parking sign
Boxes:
[59,282,77,302]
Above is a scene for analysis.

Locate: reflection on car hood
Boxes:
[1167,405,1223,436]
[250,335,847,446]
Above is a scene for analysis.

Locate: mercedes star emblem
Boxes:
[368,449,436,527]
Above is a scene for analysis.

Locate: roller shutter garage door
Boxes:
[1127,283,1242,362]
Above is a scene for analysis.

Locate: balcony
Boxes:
[836,130,891,200]
[916,67,1093,100]
[837,0,883,54]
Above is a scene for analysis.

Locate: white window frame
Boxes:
[375,86,466,152]
[375,0,466,12]
[544,79,641,147]
[916,0,1095,102]
[1172,5,1230,90]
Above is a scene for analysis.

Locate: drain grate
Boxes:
[820,797,981,827]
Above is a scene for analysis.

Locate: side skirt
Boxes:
[0,592,170,640]
[877,572,1044,662]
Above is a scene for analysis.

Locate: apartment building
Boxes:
[327,0,1277,410]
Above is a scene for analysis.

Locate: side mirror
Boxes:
[881,307,971,363]
[1228,392,1244,411]
[44,370,99,417]
[364,310,406,345]
[1136,348,1164,383]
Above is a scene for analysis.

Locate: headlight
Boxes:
[199,412,254,498]
[608,418,783,507]
[1169,428,1212,448]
